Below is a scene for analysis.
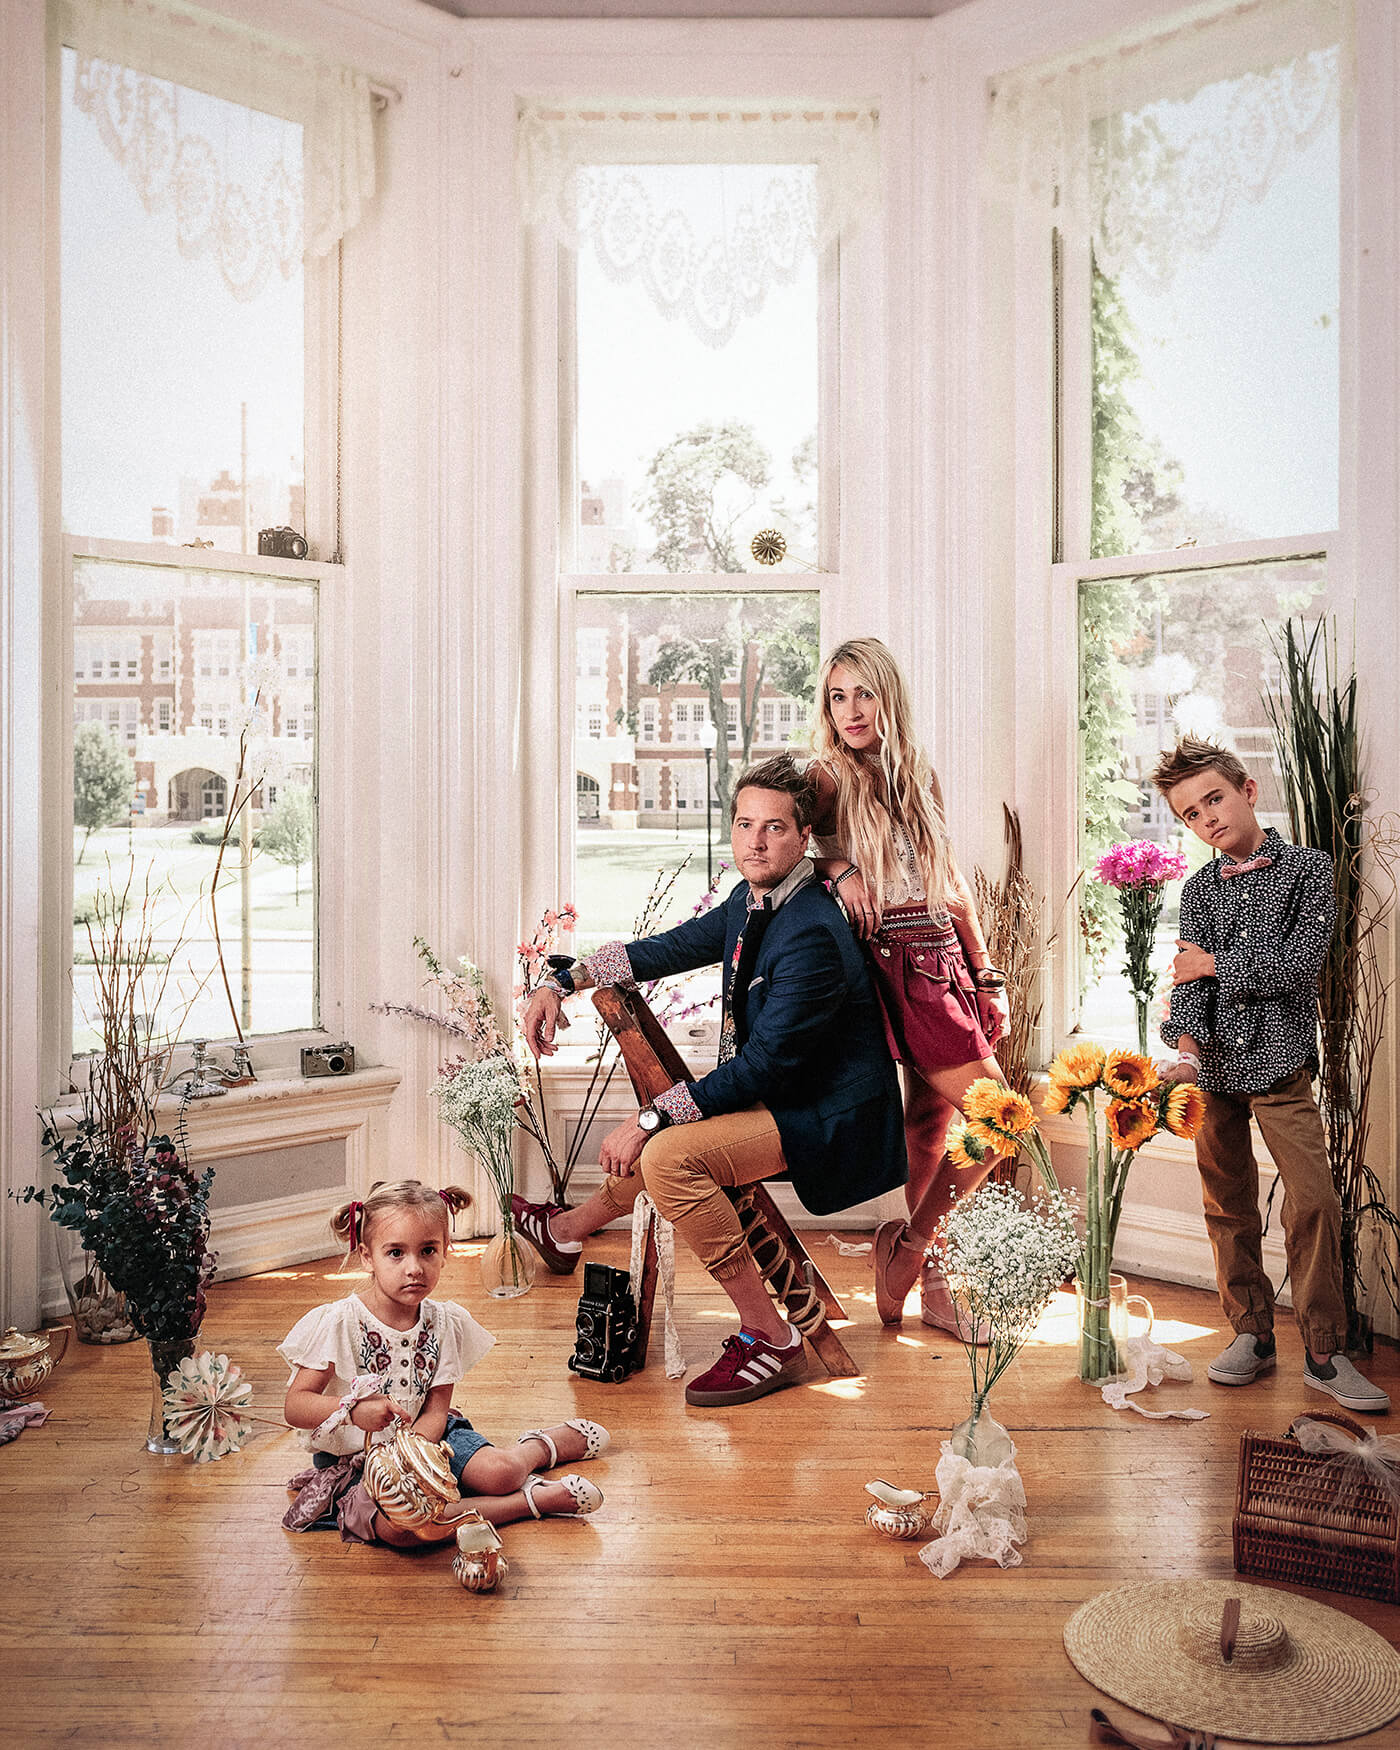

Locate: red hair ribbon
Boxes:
[346,1199,365,1252]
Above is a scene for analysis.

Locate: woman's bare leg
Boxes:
[875,1057,1006,1323]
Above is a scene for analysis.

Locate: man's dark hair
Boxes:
[729,753,818,830]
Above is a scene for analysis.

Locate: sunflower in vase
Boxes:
[946,1049,1205,1382]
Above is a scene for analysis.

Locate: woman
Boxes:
[808,637,1008,1335]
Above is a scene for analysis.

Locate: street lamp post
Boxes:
[697,718,718,887]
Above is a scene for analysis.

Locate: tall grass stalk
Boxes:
[1264,617,1400,1347]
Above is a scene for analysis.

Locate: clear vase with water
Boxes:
[146,1336,197,1453]
[949,1396,1014,1468]
[479,1212,536,1300]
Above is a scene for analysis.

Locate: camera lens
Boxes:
[327,1054,347,1073]
[577,1310,598,1338]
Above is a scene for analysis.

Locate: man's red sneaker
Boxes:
[684,1328,808,1406]
[509,1195,583,1275]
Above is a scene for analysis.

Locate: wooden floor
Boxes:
[5,1234,1400,1750]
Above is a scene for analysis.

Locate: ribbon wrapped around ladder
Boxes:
[629,1194,685,1379]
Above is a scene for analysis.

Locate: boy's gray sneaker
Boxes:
[1208,1332,1276,1385]
[1303,1353,1391,1414]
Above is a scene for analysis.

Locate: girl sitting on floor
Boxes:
[280,1178,608,1543]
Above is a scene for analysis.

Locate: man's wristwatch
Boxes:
[545,954,577,996]
[637,1104,670,1135]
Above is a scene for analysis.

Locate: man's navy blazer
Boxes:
[621,873,907,1217]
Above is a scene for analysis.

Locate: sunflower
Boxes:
[1162,1082,1207,1140]
[1047,1041,1106,1092]
[1041,1078,1073,1115]
[1106,1095,1158,1152]
[971,1088,1037,1140]
[1102,1049,1159,1100]
[945,1122,989,1170]
[965,1118,1019,1160]
[962,1077,1013,1123]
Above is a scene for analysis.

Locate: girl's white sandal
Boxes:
[521,1472,604,1519]
[515,1418,610,1468]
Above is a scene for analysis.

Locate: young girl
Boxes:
[808,638,1009,1336]
[280,1179,608,1544]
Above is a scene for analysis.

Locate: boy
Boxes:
[1150,735,1388,1413]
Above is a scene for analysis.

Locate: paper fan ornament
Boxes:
[161,1351,254,1463]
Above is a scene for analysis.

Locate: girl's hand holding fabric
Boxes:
[350,1394,413,1434]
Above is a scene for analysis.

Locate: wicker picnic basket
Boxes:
[1234,1409,1400,1604]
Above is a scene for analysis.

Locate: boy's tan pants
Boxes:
[596,1105,787,1281]
[1195,1068,1347,1356]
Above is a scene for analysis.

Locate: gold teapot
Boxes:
[0,1325,70,1404]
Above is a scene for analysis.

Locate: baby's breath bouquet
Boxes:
[947,1055,1205,1381]
[430,1054,533,1297]
[932,1180,1079,1463]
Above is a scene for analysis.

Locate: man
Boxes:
[517,753,907,1406]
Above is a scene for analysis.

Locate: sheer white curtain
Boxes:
[517,104,879,346]
[985,0,1344,288]
[61,0,376,301]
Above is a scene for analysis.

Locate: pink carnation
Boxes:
[1094,839,1187,891]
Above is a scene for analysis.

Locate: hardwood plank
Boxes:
[3,1234,1399,1750]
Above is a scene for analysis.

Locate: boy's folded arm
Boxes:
[1161,980,1214,1047]
[1213,860,1337,1005]
[1161,883,1216,1046]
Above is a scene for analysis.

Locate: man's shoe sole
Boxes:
[684,1353,809,1407]
[1305,1373,1391,1414]
[1207,1355,1275,1386]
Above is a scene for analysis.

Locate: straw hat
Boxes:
[1064,1579,1400,1744]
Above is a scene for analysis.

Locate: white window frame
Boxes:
[60,536,346,1074]
[523,94,886,1036]
[1017,36,1354,1056]
[1050,532,1342,1044]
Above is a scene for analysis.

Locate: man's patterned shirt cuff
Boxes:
[580,940,636,989]
[654,1082,702,1126]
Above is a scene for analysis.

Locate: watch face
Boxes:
[639,1108,659,1131]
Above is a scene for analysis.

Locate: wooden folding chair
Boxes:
[592,986,859,1378]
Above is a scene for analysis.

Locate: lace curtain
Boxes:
[518,105,879,346]
[61,0,376,301]
[985,0,1343,289]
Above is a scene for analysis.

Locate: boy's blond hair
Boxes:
[1149,735,1250,809]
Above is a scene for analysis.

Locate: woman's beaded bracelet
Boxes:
[972,966,1007,991]
[833,864,862,890]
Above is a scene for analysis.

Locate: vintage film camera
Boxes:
[257,525,310,561]
[300,1041,355,1077]
[567,1262,642,1383]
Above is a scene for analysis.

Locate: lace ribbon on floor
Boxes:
[1100,1335,1209,1420]
[918,1444,1028,1578]
[630,1194,685,1379]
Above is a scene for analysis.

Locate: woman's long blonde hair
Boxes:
[810,638,953,915]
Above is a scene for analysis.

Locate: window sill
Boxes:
[46,1064,402,1157]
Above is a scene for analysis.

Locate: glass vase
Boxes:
[146,1337,197,1453]
[949,1400,1013,1468]
[1074,1271,1156,1384]
[56,1241,137,1345]
[480,1217,536,1300]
